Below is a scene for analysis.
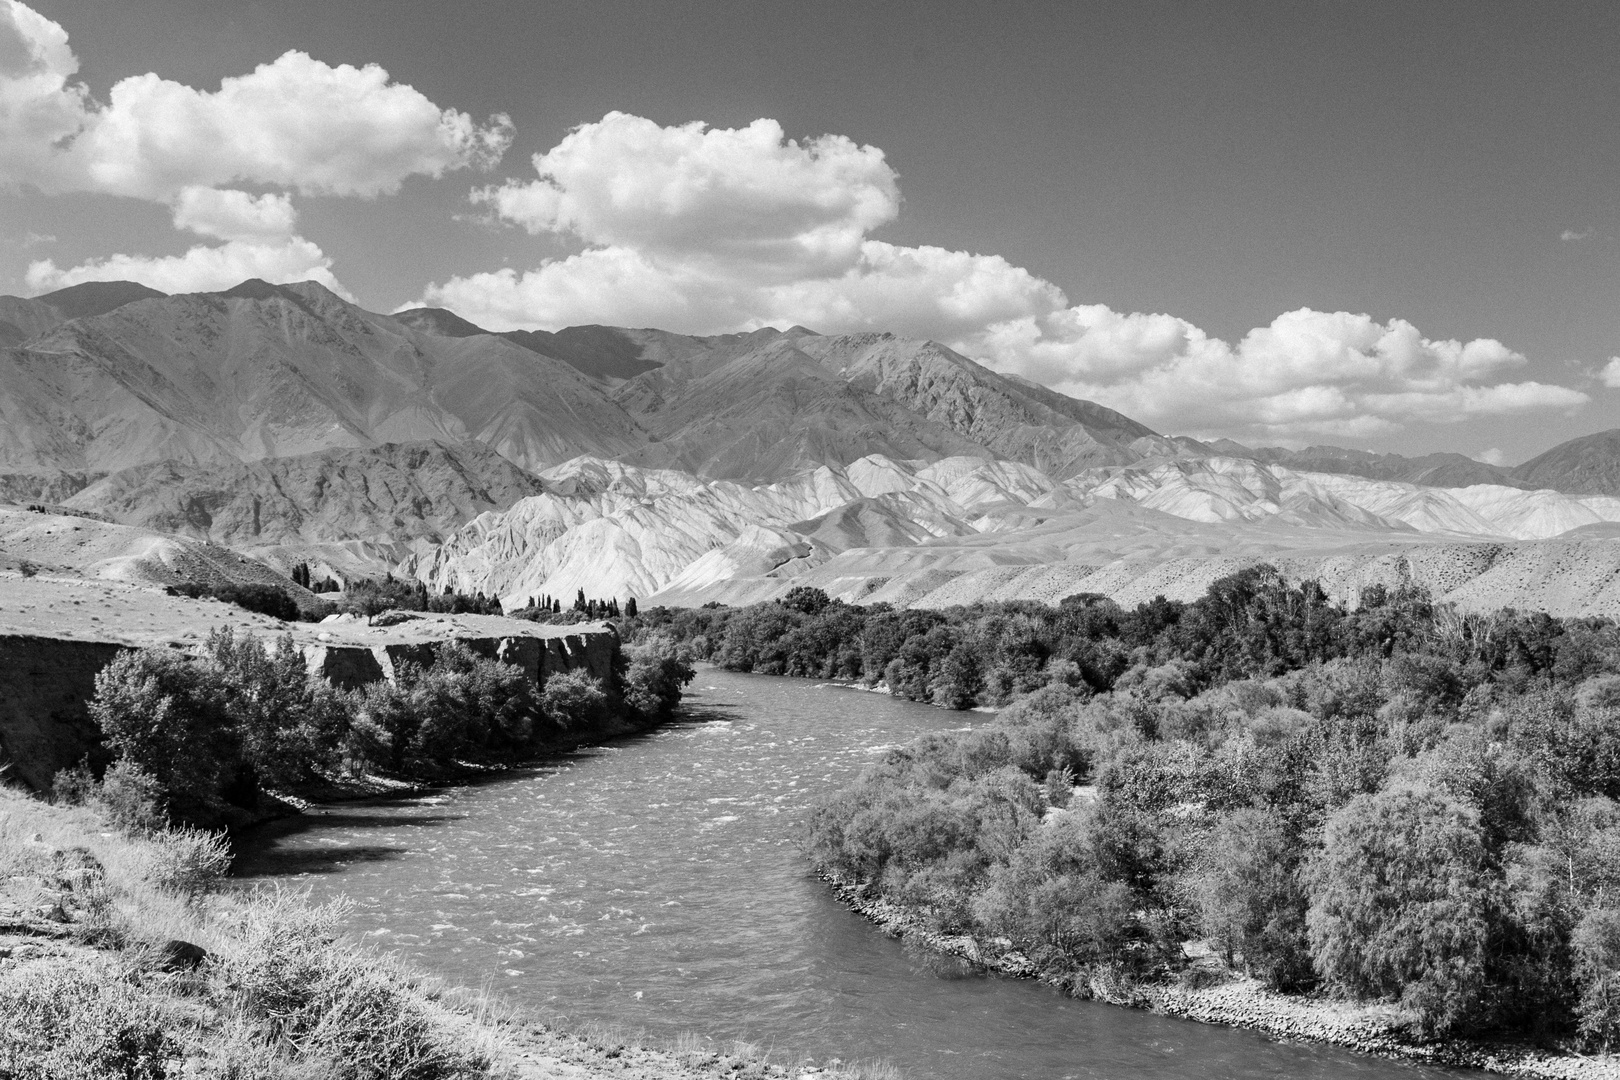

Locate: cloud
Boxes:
[479,112,897,279]
[1600,358,1620,389]
[0,2,512,199]
[1561,228,1593,242]
[977,308,1589,439]
[421,112,1586,441]
[171,187,297,242]
[1476,448,1507,466]
[2,0,511,300]
[26,236,347,298]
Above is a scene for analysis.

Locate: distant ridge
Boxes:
[396,309,664,380]
[1510,427,1620,497]
[34,280,167,320]
[392,306,488,338]
[1213,442,1521,489]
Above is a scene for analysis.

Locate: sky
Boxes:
[3,0,1619,463]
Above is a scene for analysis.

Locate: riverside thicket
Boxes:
[621,570,1620,1047]
[69,628,693,828]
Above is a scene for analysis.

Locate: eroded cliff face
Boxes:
[299,627,618,692]
[0,636,129,790]
[0,577,622,792]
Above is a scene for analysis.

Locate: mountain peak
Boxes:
[34,280,167,319]
[212,278,286,301]
[393,307,491,338]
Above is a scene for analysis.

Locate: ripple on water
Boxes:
[236,670,1480,1080]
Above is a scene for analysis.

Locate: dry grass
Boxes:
[0,784,905,1080]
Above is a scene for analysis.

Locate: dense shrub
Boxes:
[346,645,543,774]
[85,627,683,826]
[623,642,696,721]
[776,565,1620,1040]
[540,669,610,730]
[165,581,302,620]
[1307,783,1497,1035]
[90,649,241,819]
[0,958,176,1080]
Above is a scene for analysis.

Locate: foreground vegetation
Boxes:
[71,628,693,828]
[624,573,1620,1051]
[0,786,898,1080]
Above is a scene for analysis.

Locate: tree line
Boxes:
[620,571,1620,1047]
[59,630,694,832]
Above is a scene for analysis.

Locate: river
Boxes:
[235,668,1474,1079]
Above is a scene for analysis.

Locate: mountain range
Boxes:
[3,277,1620,613]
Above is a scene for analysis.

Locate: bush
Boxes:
[1307,782,1497,1035]
[146,826,232,900]
[1192,807,1313,989]
[971,806,1137,968]
[0,957,176,1080]
[165,581,299,620]
[97,760,169,836]
[623,643,695,721]
[89,650,239,820]
[1574,906,1620,1050]
[540,669,610,730]
[222,890,486,1080]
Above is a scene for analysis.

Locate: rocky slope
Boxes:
[0,280,647,474]
[0,281,165,346]
[14,277,1620,619]
[410,452,1620,617]
[1509,427,1620,497]
[1209,441,1522,488]
[60,440,548,579]
[0,505,308,591]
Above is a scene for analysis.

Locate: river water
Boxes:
[236,668,1472,1080]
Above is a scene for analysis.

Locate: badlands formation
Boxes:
[4,277,1620,616]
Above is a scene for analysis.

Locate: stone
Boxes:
[149,939,208,972]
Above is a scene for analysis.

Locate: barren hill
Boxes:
[1509,427,1620,497]
[0,280,646,474]
[61,440,548,579]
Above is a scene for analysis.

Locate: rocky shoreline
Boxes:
[814,868,1620,1079]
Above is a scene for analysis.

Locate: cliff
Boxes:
[0,574,619,793]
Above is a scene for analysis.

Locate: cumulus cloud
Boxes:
[171,187,297,242]
[3,0,511,299]
[26,236,348,298]
[974,307,1588,439]
[1600,357,1620,389]
[421,112,1586,441]
[0,2,511,199]
[479,112,897,279]
[1561,228,1593,242]
[1476,448,1507,466]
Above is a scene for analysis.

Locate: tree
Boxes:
[541,669,609,730]
[207,627,345,788]
[1574,907,1620,1050]
[1307,782,1499,1035]
[90,649,240,818]
[1193,807,1313,989]
[780,586,831,615]
[623,643,695,720]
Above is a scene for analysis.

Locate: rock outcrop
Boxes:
[0,576,620,792]
[0,635,128,790]
[300,620,616,693]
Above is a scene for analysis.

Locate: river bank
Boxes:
[815,868,1617,1080]
[0,783,898,1080]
